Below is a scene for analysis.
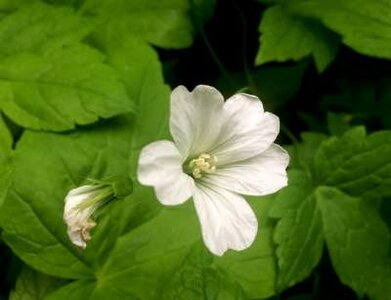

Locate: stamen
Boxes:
[188,153,217,179]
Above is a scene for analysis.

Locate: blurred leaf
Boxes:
[0,114,11,208]
[216,62,307,110]
[81,0,216,49]
[317,187,391,300]
[9,266,65,300]
[321,77,391,129]
[0,3,133,131]
[0,2,90,56]
[254,62,308,110]
[326,112,351,136]
[256,5,339,72]
[281,0,391,59]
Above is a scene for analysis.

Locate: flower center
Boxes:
[188,153,217,179]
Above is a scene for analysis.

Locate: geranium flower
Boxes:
[64,177,132,249]
[137,85,289,256]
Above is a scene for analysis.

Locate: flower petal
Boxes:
[206,144,289,196]
[170,85,224,158]
[193,184,258,256]
[211,93,280,165]
[137,140,194,205]
[153,172,195,205]
[138,140,183,185]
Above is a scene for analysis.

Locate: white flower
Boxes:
[137,85,289,256]
[63,176,132,249]
[63,185,105,249]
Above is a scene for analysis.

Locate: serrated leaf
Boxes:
[9,266,65,300]
[269,170,323,291]
[317,187,391,300]
[82,0,216,49]
[270,127,391,295]
[256,5,339,72]
[0,44,132,131]
[315,127,391,200]
[281,0,391,59]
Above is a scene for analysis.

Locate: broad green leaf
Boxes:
[0,2,90,56]
[82,0,216,49]
[0,114,12,208]
[269,170,323,291]
[0,2,133,131]
[0,44,132,131]
[92,35,171,176]
[162,246,248,300]
[281,0,391,59]
[0,117,133,278]
[315,127,391,200]
[215,195,277,299]
[9,266,65,300]
[317,187,391,300]
[0,0,36,13]
[256,5,339,72]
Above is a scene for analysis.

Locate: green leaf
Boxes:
[0,2,133,131]
[161,246,248,300]
[0,2,90,56]
[0,44,132,131]
[215,195,278,299]
[92,35,171,176]
[0,114,12,208]
[0,117,132,278]
[270,127,391,294]
[287,132,327,174]
[315,127,391,200]
[82,0,216,49]
[9,266,65,300]
[0,0,37,13]
[317,187,391,300]
[269,170,323,291]
[256,5,339,72]
[281,0,391,59]
[326,112,351,136]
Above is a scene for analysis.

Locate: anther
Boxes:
[188,153,217,179]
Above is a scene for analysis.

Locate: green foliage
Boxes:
[317,187,391,300]
[81,0,216,49]
[0,115,12,208]
[256,5,339,72]
[257,0,391,70]
[270,128,391,299]
[281,0,391,59]
[0,0,389,299]
[9,266,65,300]
[0,3,133,131]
